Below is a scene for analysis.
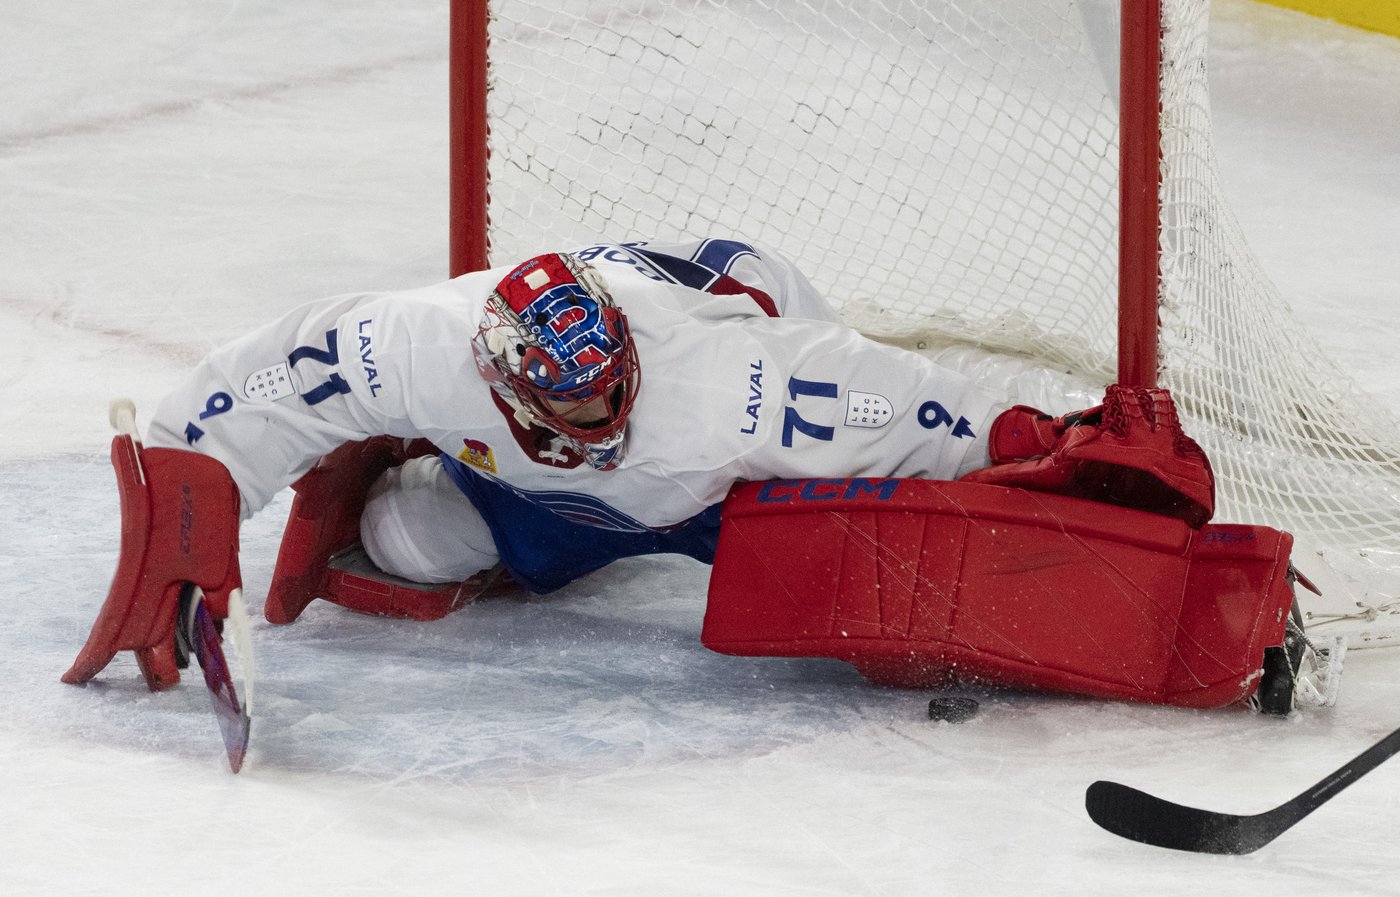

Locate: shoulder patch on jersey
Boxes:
[243,362,294,401]
[845,390,894,428]
[458,438,498,474]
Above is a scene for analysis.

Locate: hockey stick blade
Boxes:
[1087,724,1400,854]
[180,586,252,773]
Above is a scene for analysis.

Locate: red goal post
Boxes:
[448,0,490,277]
[1118,0,1162,389]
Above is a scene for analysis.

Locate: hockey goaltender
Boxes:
[63,237,1323,755]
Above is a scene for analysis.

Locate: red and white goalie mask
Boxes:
[472,253,641,470]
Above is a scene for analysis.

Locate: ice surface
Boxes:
[3,1,1400,894]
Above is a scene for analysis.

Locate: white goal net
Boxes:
[471,0,1400,641]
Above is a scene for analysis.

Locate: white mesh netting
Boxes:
[479,0,1400,639]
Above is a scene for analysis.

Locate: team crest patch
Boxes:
[458,438,498,473]
[845,390,894,428]
[243,363,294,401]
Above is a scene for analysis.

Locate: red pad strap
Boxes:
[318,552,516,621]
[62,439,241,690]
[702,479,1293,709]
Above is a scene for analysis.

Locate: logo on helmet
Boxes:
[473,253,641,470]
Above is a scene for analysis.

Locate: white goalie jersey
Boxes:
[144,239,1000,533]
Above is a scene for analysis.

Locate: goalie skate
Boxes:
[1251,572,1346,716]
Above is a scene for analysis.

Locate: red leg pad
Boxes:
[702,479,1293,709]
[63,438,242,690]
[265,437,442,623]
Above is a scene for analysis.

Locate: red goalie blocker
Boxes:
[702,479,1295,708]
[63,434,242,691]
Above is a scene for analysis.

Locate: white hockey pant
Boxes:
[360,456,500,583]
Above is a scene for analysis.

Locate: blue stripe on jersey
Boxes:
[632,239,758,292]
[517,490,655,533]
[632,247,721,291]
[691,239,758,276]
[439,455,722,593]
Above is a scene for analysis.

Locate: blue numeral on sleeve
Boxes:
[782,406,835,448]
[198,392,234,420]
[787,376,839,400]
[289,329,352,406]
[288,329,340,367]
[301,372,352,406]
[781,376,838,447]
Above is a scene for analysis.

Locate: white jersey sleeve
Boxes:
[728,314,998,483]
[599,294,998,523]
[143,272,502,517]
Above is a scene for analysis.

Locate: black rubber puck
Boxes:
[927,696,980,723]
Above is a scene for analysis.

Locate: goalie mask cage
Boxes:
[449,0,1400,636]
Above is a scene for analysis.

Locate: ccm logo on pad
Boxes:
[756,478,901,503]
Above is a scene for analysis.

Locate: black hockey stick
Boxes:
[1086,724,1400,854]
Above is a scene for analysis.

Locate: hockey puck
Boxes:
[927,696,980,723]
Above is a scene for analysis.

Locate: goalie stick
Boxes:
[176,584,254,773]
[1085,724,1400,854]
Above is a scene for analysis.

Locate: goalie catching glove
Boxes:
[960,384,1215,527]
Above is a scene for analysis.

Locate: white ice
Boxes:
[3,2,1400,894]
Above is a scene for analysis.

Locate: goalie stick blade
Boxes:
[1085,780,1283,854]
[181,587,251,773]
